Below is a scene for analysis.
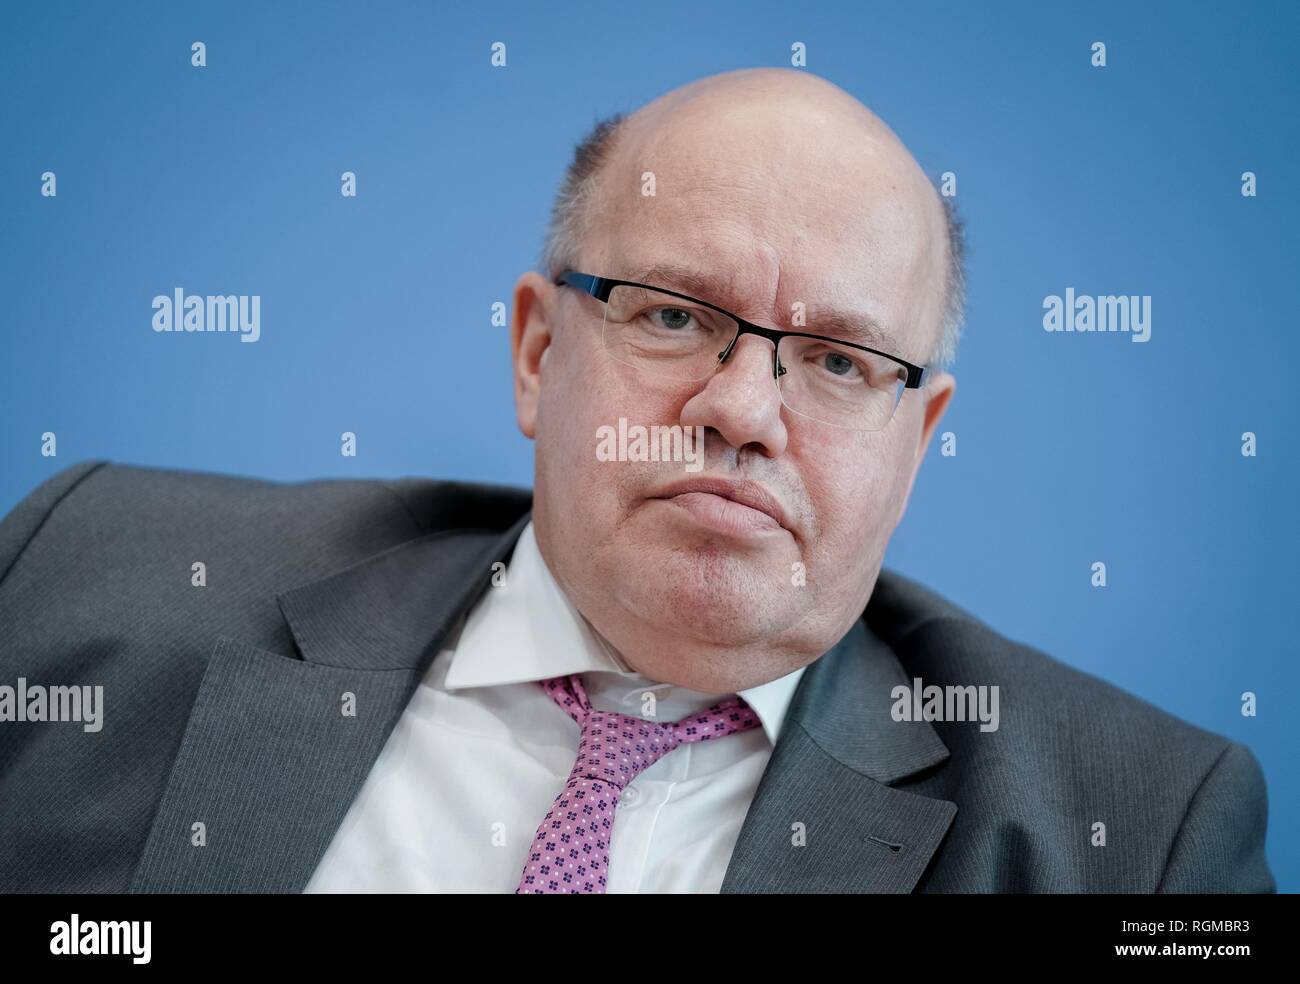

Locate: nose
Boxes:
[679,333,789,457]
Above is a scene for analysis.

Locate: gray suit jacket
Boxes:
[0,461,1275,892]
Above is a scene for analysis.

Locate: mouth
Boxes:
[648,477,790,538]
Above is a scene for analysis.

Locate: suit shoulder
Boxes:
[5,460,410,543]
[0,460,110,584]
[869,568,1238,764]
[0,460,531,598]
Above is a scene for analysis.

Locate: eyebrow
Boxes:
[622,262,899,352]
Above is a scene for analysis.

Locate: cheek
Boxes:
[540,360,600,487]
[804,440,910,553]
[537,340,674,506]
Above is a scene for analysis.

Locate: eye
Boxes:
[821,351,860,377]
[650,306,694,331]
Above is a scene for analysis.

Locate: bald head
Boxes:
[540,67,966,370]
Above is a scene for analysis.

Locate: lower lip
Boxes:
[656,492,784,538]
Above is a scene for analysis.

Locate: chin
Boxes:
[609,546,791,644]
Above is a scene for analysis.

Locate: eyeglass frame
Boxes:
[553,270,927,404]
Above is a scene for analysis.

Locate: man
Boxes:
[0,68,1273,893]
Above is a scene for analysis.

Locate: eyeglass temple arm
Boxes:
[554,271,610,300]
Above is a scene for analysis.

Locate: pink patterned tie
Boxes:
[516,672,761,894]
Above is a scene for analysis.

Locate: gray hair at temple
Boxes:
[538,112,969,374]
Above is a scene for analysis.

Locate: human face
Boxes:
[510,71,955,692]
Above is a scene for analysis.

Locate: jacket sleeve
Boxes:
[0,460,108,588]
[1157,740,1275,892]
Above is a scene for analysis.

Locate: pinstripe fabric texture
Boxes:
[0,461,1276,893]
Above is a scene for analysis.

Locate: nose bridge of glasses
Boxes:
[718,320,788,379]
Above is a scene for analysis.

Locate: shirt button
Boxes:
[622,786,640,805]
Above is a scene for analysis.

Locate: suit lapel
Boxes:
[720,615,957,893]
[129,514,531,892]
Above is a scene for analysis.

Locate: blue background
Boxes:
[2,1,1296,889]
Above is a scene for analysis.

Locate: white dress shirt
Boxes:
[304,519,807,893]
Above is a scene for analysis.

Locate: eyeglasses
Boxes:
[554,270,926,432]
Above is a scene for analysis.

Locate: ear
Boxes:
[915,370,956,459]
[890,370,956,528]
[510,271,557,440]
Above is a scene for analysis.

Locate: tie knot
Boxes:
[576,709,677,791]
[538,674,763,791]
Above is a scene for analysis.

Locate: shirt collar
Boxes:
[443,519,805,745]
